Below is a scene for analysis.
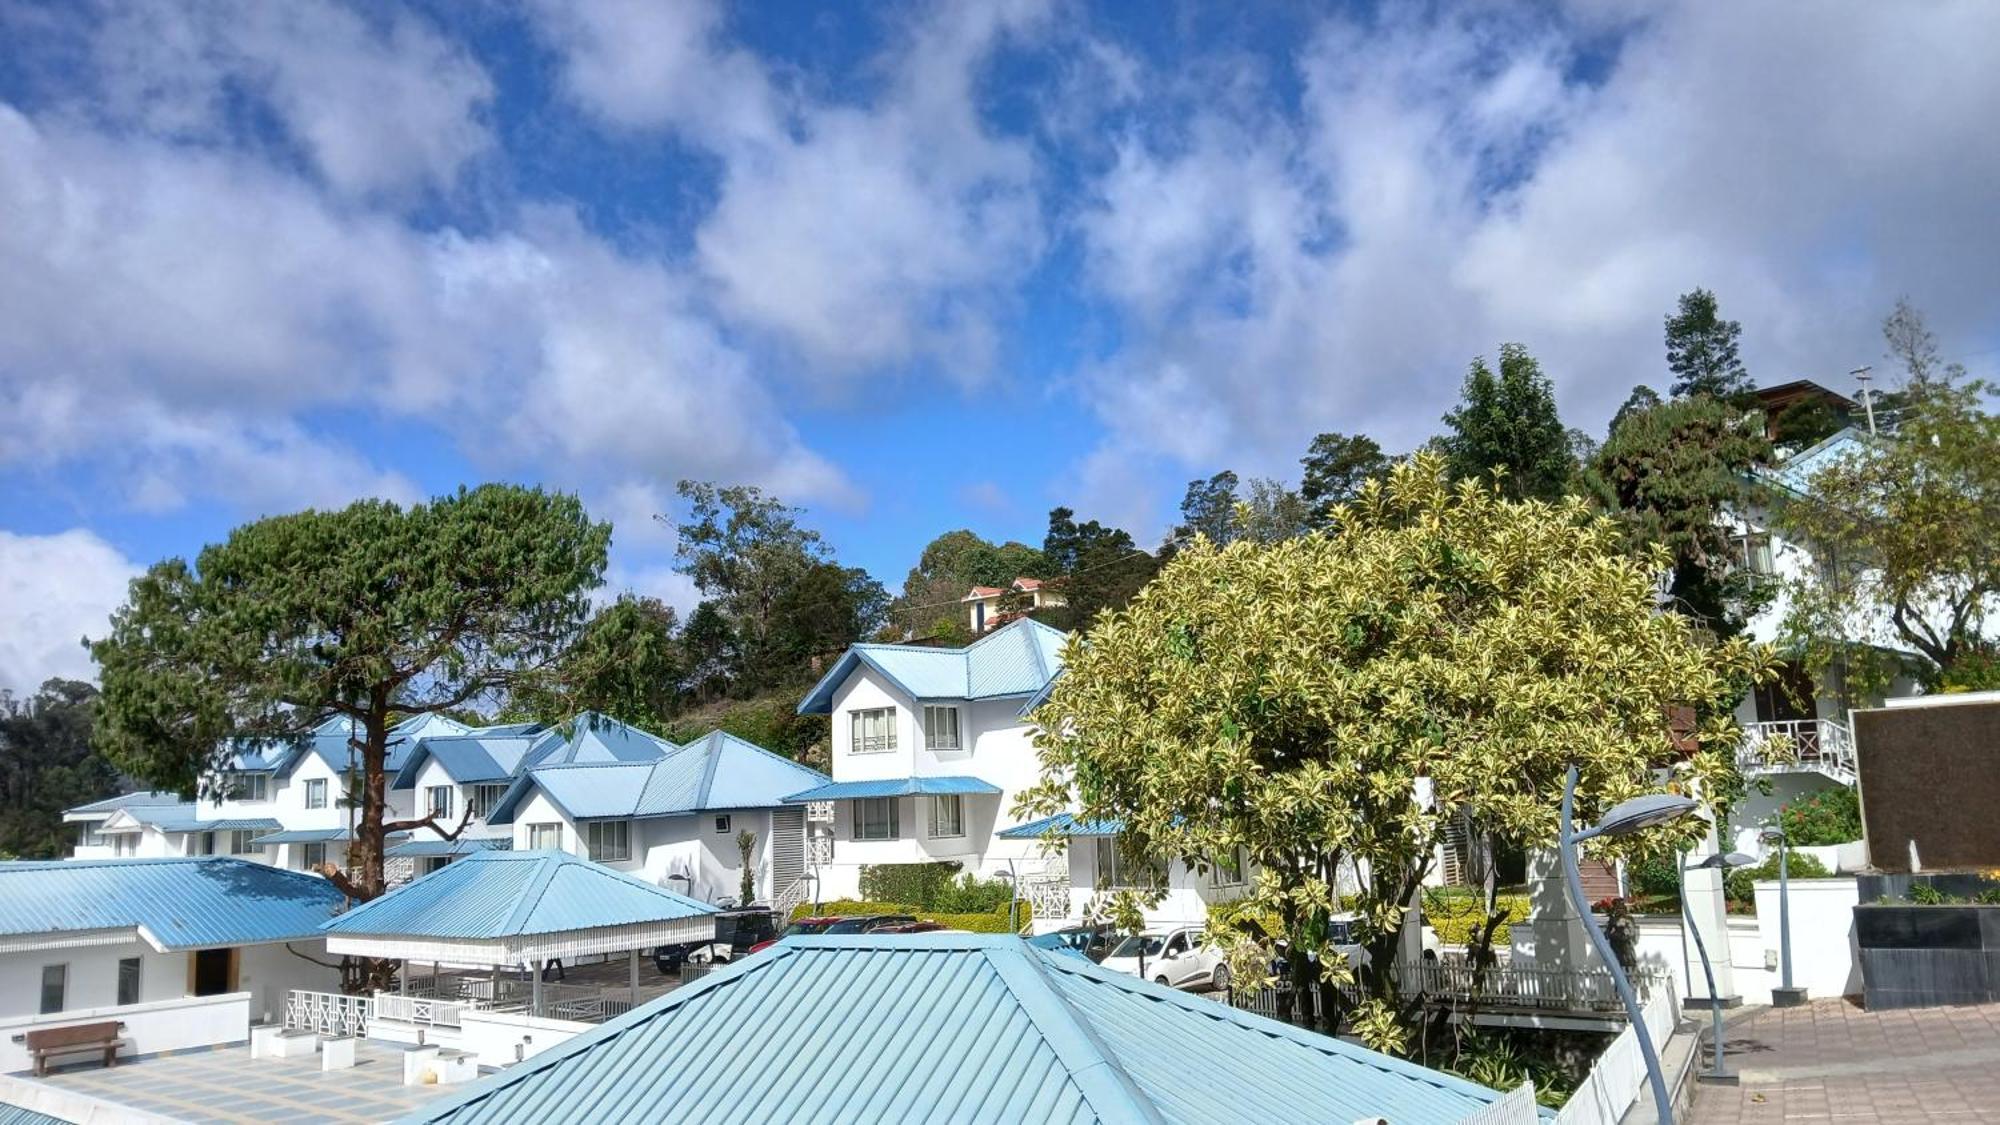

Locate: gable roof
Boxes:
[0,857,345,951]
[392,731,546,789]
[323,850,713,942]
[400,935,1502,1125]
[63,790,187,821]
[797,618,1069,714]
[487,730,829,824]
[1760,425,1874,497]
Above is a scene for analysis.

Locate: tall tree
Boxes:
[1439,343,1576,502]
[1042,507,1157,630]
[766,561,889,672]
[1664,288,1752,400]
[1019,455,1767,1049]
[1299,432,1391,525]
[1587,396,1775,638]
[512,595,684,733]
[680,601,741,703]
[1171,471,1241,546]
[1872,299,1967,424]
[1775,379,2000,691]
[1236,478,1313,544]
[0,679,118,858]
[890,530,1046,642]
[1608,385,1663,436]
[90,485,609,943]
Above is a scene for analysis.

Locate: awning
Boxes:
[257,827,353,845]
[386,837,513,858]
[783,776,1002,803]
[998,813,1123,839]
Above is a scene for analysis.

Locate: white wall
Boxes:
[0,992,253,1075]
[628,810,772,905]
[0,941,187,1020]
[1630,877,1862,1008]
[510,792,572,852]
[236,941,343,1024]
[456,1009,591,1069]
[1051,837,1249,930]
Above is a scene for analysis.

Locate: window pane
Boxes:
[929,795,963,838]
[39,964,65,1014]
[117,957,141,1006]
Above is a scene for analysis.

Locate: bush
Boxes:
[1627,853,1683,902]
[859,862,963,908]
[1724,850,1831,903]
[1422,889,1531,947]
[1777,787,1863,846]
[787,898,1024,934]
[933,873,1014,914]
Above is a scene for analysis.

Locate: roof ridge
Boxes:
[977,944,1166,1123]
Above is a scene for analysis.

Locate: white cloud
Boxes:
[0,530,140,696]
[1065,1,2000,531]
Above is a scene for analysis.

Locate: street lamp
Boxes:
[1683,851,1755,1084]
[1759,826,1806,1007]
[1561,768,1698,1125]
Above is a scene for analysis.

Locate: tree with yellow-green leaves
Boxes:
[1016,454,1770,1049]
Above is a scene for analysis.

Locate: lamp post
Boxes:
[1760,826,1806,1007]
[1683,851,1755,1084]
[1561,767,1698,1125]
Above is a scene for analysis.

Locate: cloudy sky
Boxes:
[2,0,1997,695]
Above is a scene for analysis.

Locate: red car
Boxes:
[747,915,846,955]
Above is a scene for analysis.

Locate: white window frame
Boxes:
[927,794,964,839]
[470,783,508,820]
[304,778,328,809]
[301,842,327,871]
[116,956,142,1006]
[233,773,270,802]
[1094,836,1165,891]
[426,785,454,821]
[526,822,562,851]
[853,798,900,841]
[714,815,732,834]
[850,708,898,754]
[40,963,67,1014]
[1210,844,1250,888]
[114,833,136,857]
[923,706,962,751]
[80,824,106,848]
[229,829,264,855]
[586,820,631,863]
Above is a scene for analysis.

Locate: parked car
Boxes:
[655,908,779,972]
[1101,926,1230,992]
[746,915,843,956]
[821,913,917,934]
[1026,924,1117,962]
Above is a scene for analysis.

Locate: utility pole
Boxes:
[1851,366,1877,434]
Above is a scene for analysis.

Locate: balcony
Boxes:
[1738,718,1857,785]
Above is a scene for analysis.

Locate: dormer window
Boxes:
[923,706,961,751]
[851,708,897,754]
[230,773,269,802]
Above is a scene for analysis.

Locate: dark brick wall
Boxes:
[1853,701,2000,872]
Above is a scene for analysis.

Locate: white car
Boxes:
[1101,926,1231,992]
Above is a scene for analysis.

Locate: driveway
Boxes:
[1688,997,2000,1123]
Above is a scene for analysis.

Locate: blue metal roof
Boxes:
[0,857,345,950]
[0,1100,66,1125]
[385,836,513,858]
[487,730,828,825]
[257,826,365,844]
[522,712,677,767]
[101,807,280,834]
[1761,425,1872,497]
[998,812,1124,839]
[324,850,714,940]
[391,733,543,789]
[797,618,1068,714]
[400,935,1502,1125]
[783,776,1002,803]
[63,790,187,818]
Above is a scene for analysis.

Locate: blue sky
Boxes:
[2,0,1998,694]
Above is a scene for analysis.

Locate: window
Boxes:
[196,831,216,856]
[470,784,508,820]
[853,798,900,841]
[1094,836,1165,891]
[304,778,328,809]
[39,964,65,1014]
[1730,531,1776,576]
[1210,845,1250,888]
[80,824,106,848]
[850,708,898,753]
[586,820,631,863]
[117,957,142,1006]
[426,785,454,821]
[229,829,264,855]
[714,815,732,834]
[231,773,269,802]
[114,833,136,857]
[527,822,562,850]
[301,842,327,870]
[928,794,964,838]
[923,706,962,751]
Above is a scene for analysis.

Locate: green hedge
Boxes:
[1422,890,1531,947]
[788,899,1026,935]
[858,863,1014,913]
[1724,850,1830,903]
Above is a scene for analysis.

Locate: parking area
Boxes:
[1689,998,2000,1124]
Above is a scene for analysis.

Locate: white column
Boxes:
[1515,848,1604,973]
[1683,823,1740,1005]
[628,948,640,1009]
[531,961,543,1017]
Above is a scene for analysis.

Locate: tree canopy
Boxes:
[511,595,684,732]
[1440,344,1576,502]
[890,529,1046,642]
[1171,471,1242,547]
[1299,432,1392,526]
[90,484,611,922]
[1041,507,1158,630]
[0,679,118,858]
[1019,454,1767,1048]
[1664,288,1751,400]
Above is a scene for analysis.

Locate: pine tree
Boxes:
[1664,288,1752,400]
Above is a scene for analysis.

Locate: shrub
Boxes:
[786,898,1024,934]
[1422,889,1531,947]
[1777,786,1862,847]
[1724,850,1830,903]
[859,862,962,907]
[1627,853,1682,902]
[933,873,1015,914]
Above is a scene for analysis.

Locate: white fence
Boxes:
[376,993,469,1029]
[1738,718,1856,783]
[1552,977,1680,1125]
[1,991,252,1075]
[283,990,372,1037]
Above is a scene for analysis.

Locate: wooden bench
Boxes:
[23,1020,125,1077]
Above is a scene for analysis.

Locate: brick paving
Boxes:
[1688,998,2000,1124]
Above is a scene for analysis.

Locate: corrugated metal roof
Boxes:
[385,836,512,858]
[257,826,361,844]
[63,790,186,819]
[400,935,1502,1125]
[783,776,1002,802]
[0,857,344,950]
[523,712,676,767]
[323,850,713,940]
[488,730,829,824]
[0,1100,67,1125]
[1760,426,1871,496]
[391,733,541,788]
[997,812,1123,839]
[99,808,280,834]
[798,619,1068,714]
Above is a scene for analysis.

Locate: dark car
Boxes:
[821,914,917,935]
[1026,924,1117,962]
[747,915,845,956]
[872,920,953,935]
[654,908,780,972]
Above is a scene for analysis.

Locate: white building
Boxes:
[961,577,1064,634]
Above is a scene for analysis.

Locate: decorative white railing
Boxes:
[1738,718,1856,783]
[1020,860,1070,920]
[805,801,834,823]
[284,990,372,1037]
[1394,962,1674,1013]
[375,992,469,1029]
[806,834,834,866]
[773,876,814,917]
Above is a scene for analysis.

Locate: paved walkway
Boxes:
[1689,998,2000,1124]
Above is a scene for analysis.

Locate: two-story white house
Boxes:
[960,577,1065,634]
[484,727,829,910]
